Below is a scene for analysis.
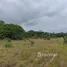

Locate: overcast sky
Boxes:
[0,0,67,32]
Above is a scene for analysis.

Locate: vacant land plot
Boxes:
[0,38,67,67]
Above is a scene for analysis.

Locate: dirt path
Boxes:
[44,53,57,67]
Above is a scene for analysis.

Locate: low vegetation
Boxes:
[0,39,66,67]
[5,40,12,48]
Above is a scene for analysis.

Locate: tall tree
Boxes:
[0,24,25,40]
[0,20,5,25]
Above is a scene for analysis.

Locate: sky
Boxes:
[0,0,67,32]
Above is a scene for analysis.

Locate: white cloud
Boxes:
[0,0,67,32]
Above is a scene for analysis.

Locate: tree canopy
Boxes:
[0,20,5,25]
[0,20,67,40]
[0,22,25,40]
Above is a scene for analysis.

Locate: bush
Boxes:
[29,40,35,46]
[5,43,12,48]
[8,39,11,42]
[46,37,50,40]
[5,39,12,48]
[63,36,67,43]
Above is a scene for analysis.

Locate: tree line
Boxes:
[0,20,67,40]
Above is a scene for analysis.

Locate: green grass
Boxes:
[0,38,67,67]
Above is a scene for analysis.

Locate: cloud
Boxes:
[0,0,67,32]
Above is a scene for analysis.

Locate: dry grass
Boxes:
[0,38,67,67]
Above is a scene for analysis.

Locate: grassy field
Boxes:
[0,38,67,67]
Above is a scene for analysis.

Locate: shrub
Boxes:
[63,36,67,43]
[8,39,11,42]
[29,40,35,46]
[5,43,12,48]
[5,39,12,48]
[47,37,50,40]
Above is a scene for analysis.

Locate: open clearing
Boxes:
[0,38,67,67]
